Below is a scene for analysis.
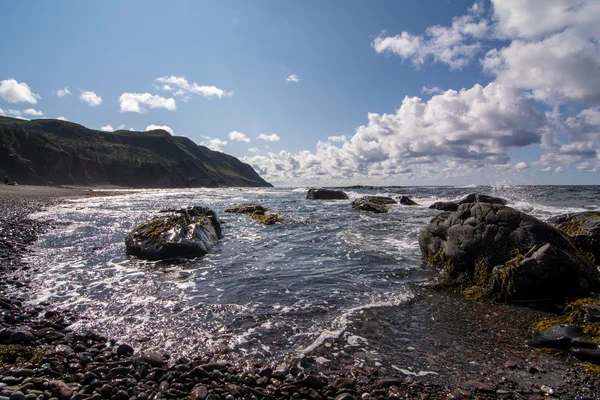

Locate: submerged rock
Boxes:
[224,204,267,214]
[125,206,222,261]
[399,196,419,206]
[224,204,283,225]
[458,193,507,205]
[351,196,395,213]
[306,188,348,200]
[548,211,600,265]
[419,202,600,301]
[429,202,458,211]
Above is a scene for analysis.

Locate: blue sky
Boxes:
[1,1,599,186]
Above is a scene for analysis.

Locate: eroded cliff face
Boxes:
[0,117,272,188]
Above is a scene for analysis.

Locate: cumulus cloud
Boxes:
[100,125,114,132]
[248,147,260,153]
[228,131,250,142]
[257,133,280,142]
[119,93,176,113]
[146,124,174,135]
[56,87,71,97]
[244,82,547,184]
[422,86,443,95]
[155,76,232,99]
[201,137,227,152]
[0,79,41,104]
[80,91,102,107]
[514,161,529,169]
[372,2,489,69]
[22,108,43,116]
[56,116,68,121]
[286,74,300,83]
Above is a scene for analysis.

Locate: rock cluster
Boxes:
[224,204,284,225]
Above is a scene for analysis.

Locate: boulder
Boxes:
[458,193,507,205]
[429,201,458,211]
[548,211,600,265]
[399,196,419,206]
[224,204,283,225]
[306,188,348,200]
[527,324,597,350]
[351,199,388,213]
[419,202,600,301]
[224,204,267,214]
[125,206,222,261]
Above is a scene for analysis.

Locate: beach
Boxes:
[1,185,599,400]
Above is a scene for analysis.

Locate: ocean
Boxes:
[22,185,600,368]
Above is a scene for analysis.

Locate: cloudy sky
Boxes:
[1,1,599,186]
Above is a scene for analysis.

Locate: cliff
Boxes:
[0,117,272,188]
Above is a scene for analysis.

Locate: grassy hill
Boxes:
[0,117,271,188]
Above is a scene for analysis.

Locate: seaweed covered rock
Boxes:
[419,202,600,301]
[399,196,419,206]
[306,188,348,200]
[548,211,600,265]
[351,196,395,213]
[429,201,458,211]
[458,193,507,205]
[125,206,222,261]
[224,204,267,214]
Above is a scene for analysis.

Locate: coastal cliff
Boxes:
[0,117,272,188]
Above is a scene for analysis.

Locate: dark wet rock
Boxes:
[116,343,134,357]
[190,385,209,400]
[8,392,26,400]
[458,193,507,205]
[548,211,600,265]
[570,348,600,364]
[351,197,389,213]
[399,196,419,206]
[295,375,326,389]
[306,188,348,200]
[11,369,35,378]
[8,330,36,344]
[527,324,597,350]
[429,202,458,212]
[125,206,222,261]
[224,204,267,214]
[141,352,164,367]
[48,381,72,400]
[419,202,600,301]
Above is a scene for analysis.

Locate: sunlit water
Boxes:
[23,186,600,366]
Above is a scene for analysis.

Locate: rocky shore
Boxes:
[2,186,600,400]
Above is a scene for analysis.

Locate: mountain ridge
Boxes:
[0,116,272,188]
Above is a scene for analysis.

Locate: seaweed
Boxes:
[0,344,46,366]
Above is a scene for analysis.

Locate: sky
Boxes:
[1,0,599,186]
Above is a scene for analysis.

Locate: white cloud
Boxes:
[155,76,232,99]
[0,79,41,104]
[286,74,300,83]
[514,161,529,169]
[56,116,68,121]
[146,124,174,135]
[422,86,443,95]
[56,87,71,97]
[100,125,114,132]
[22,108,43,116]
[0,109,4,116]
[372,3,488,70]
[257,133,280,142]
[328,136,347,143]
[80,91,102,107]
[244,82,546,184]
[201,137,227,152]
[228,130,250,142]
[119,93,176,113]
[248,147,260,153]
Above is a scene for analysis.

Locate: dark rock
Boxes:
[141,352,164,367]
[334,378,356,390]
[98,384,114,398]
[224,205,267,214]
[9,330,36,344]
[419,202,600,301]
[125,206,222,261]
[48,381,73,400]
[548,211,600,265]
[458,193,507,205]
[351,198,388,213]
[306,189,348,200]
[570,348,600,364]
[460,380,495,393]
[527,324,597,350]
[399,196,419,206]
[429,202,458,212]
[116,344,134,357]
[9,392,26,400]
[295,375,326,389]
[112,390,129,400]
[11,370,35,378]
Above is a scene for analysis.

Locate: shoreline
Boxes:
[1,187,599,399]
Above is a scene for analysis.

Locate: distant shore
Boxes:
[0,184,137,200]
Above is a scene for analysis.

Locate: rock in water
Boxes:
[399,196,419,206]
[458,193,507,205]
[419,202,600,301]
[306,188,348,200]
[224,204,267,214]
[351,196,395,213]
[125,206,222,261]
[548,211,600,265]
[429,202,458,211]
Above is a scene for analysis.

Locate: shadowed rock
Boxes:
[458,193,507,205]
[399,196,419,206]
[224,204,267,214]
[429,202,458,211]
[125,206,222,261]
[351,196,395,213]
[548,211,600,266]
[307,188,348,200]
[419,202,600,301]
